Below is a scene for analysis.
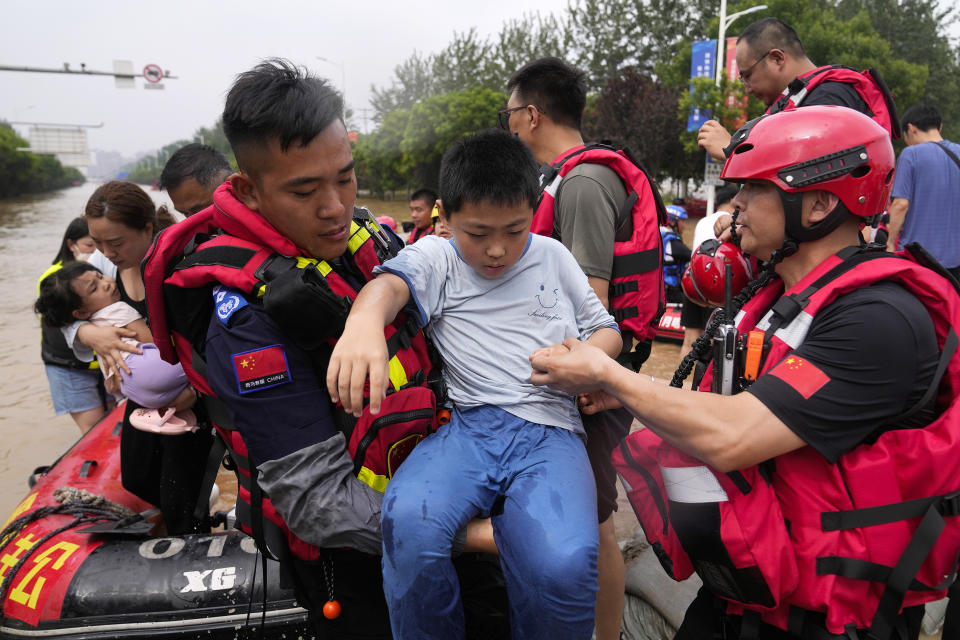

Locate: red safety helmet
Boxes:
[682,239,757,308]
[376,216,398,232]
[722,106,895,220]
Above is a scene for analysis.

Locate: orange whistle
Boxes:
[744,330,764,381]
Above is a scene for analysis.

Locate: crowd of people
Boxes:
[30,15,960,640]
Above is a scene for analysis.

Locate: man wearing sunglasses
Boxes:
[698,18,897,162]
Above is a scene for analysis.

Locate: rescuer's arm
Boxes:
[588,276,610,310]
[886,197,909,253]
[698,120,732,162]
[530,338,805,472]
[327,273,412,417]
[205,299,384,554]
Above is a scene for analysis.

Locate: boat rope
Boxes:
[0,486,139,625]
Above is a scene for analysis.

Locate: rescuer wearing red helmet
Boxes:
[531,106,960,639]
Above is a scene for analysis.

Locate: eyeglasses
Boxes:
[497,105,544,130]
[738,50,772,82]
[497,106,526,130]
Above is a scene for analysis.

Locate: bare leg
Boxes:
[594,515,625,640]
[171,386,197,412]
[464,518,498,554]
[70,405,109,435]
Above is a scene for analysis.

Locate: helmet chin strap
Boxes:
[771,187,852,264]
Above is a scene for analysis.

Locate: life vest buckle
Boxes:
[939,491,960,518]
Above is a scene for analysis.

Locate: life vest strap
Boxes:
[615,340,653,373]
[609,281,639,297]
[611,307,638,323]
[611,247,660,277]
[815,556,953,592]
[821,491,960,532]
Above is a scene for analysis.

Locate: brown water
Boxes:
[0,183,176,519]
[0,186,681,524]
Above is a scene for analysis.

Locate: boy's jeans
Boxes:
[381,405,599,639]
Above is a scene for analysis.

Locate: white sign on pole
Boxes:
[704,157,724,187]
[113,60,134,89]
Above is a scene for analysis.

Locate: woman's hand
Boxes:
[77,324,140,375]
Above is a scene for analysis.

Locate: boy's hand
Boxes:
[529,342,570,361]
[327,321,390,417]
[577,391,623,414]
[529,337,610,395]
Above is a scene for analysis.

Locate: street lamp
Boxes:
[316,56,347,107]
[705,1,766,218]
[714,3,768,86]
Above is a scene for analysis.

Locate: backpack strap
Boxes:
[934,141,960,171]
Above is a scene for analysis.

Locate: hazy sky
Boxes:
[1,0,566,157]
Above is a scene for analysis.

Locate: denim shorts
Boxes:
[44,364,105,415]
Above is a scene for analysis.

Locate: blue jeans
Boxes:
[381,405,598,640]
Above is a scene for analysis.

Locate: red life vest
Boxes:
[767,65,901,140]
[614,247,960,637]
[143,182,437,561]
[407,225,434,244]
[531,144,667,343]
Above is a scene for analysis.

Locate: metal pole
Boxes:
[715,0,728,87]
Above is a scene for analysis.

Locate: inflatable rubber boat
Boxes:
[0,403,312,639]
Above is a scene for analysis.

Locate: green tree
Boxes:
[0,123,85,199]
[401,86,507,188]
[835,0,960,140]
[370,53,436,119]
[583,67,687,178]
[486,13,571,91]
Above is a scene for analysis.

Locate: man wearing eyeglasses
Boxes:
[499,56,657,640]
[698,18,897,162]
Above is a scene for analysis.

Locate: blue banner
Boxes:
[687,39,716,132]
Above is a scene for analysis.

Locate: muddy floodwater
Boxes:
[0,183,681,529]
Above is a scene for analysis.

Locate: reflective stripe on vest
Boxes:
[661,465,729,503]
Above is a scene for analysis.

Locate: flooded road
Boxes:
[0,184,681,523]
[0,183,176,519]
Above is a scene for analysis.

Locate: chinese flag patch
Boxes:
[232,345,291,394]
[768,355,830,399]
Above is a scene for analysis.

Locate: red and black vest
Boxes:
[768,65,901,140]
[407,225,434,244]
[614,247,960,637]
[532,143,667,344]
[143,182,437,561]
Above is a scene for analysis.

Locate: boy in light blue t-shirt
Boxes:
[328,129,621,640]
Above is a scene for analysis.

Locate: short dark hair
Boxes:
[507,57,587,130]
[223,58,344,172]
[159,143,232,191]
[716,184,739,207]
[439,129,539,216]
[34,261,100,328]
[901,103,942,133]
[738,18,806,59]
[52,217,90,265]
[409,188,437,206]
